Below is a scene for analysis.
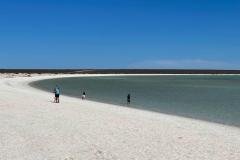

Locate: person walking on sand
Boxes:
[54,85,60,103]
[127,93,131,105]
[82,91,86,100]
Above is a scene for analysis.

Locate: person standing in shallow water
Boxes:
[53,85,60,103]
[127,94,131,104]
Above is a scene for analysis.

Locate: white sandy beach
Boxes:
[0,74,240,160]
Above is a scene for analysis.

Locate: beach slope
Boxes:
[0,74,240,160]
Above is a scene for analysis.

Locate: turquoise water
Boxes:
[30,75,240,127]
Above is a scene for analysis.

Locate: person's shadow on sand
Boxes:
[48,100,58,103]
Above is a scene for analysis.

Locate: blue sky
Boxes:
[0,0,240,69]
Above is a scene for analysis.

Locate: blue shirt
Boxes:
[55,88,60,95]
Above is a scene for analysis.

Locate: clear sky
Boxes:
[0,0,240,69]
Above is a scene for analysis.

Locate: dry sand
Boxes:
[0,74,240,160]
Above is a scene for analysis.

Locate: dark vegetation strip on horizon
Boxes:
[1,69,240,74]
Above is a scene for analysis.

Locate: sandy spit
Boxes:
[0,74,240,160]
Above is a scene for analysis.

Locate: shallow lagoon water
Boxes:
[31,75,240,127]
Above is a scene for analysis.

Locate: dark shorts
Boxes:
[55,94,59,98]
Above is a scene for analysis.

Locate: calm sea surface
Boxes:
[30,75,240,127]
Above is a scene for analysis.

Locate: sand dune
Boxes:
[0,74,240,160]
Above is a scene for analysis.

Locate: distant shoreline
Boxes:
[1,69,240,74]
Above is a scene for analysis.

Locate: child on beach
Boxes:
[82,91,86,100]
[53,85,60,103]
